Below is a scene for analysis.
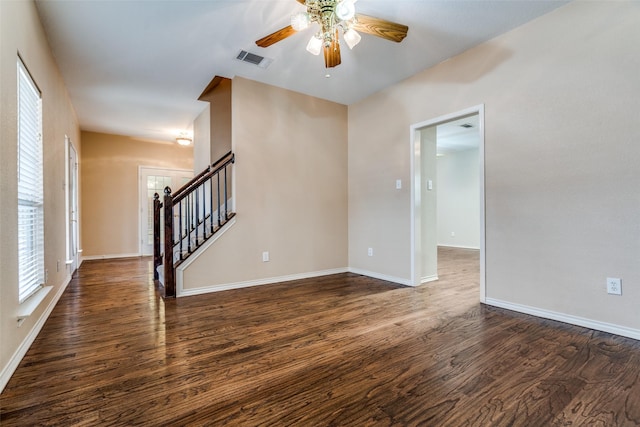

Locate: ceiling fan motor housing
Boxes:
[306,0,347,47]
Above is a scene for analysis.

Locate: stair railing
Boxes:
[153,151,235,297]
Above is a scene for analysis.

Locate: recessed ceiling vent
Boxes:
[460,123,473,128]
[236,50,273,69]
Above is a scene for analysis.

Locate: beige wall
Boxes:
[1,0,81,390]
[420,127,438,282]
[209,78,232,163]
[81,132,193,257]
[182,77,348,292]
[349,1,640,331]
[193,104,211,172]
[437,148,481,249]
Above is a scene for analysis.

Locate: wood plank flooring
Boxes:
[2,247,640,426]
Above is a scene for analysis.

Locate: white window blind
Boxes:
[17,58,45,303]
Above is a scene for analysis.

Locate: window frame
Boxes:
[17,56,45,304]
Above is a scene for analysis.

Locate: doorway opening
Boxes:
[65,136,79,274]
[138,167,193,256]
[410,105,486,302]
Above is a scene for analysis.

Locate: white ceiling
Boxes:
[437,115,480,154]
[34,0,569,143]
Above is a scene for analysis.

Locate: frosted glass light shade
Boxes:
[343,28,361,49]
[335,0,355,21]
[306,35,323,55]
[291,12,310,31]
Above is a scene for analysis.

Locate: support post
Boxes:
[153,193,162,280]
[163,187,176,297]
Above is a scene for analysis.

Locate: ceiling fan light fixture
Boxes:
[343,28,361,49]
[255,0,408,69]
[306,34,323,55]
[291,12,310,31]
[335,0,356,21]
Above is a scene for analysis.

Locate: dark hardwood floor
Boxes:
[2,247,640,426]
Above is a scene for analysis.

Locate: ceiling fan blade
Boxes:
[352,13,408,43]
[295,0,305,4]
[324,30,341,68]
[256,25,297,48]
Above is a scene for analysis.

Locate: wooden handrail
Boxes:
[173,152,234,202]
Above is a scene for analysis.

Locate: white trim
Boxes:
[485,298,640,341]
[421,275,438,284]
[348,268,413,287]
[17,286,52,323]
[82,253,140,261]
[175,217,237,295]
[410,105,486,302]
[438,244,481,250]
[179,267,349,297]
[1,275,72,393]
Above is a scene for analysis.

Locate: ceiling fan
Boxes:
[256,0,409,68]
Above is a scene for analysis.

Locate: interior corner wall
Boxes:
[182,77,348,293]
[0,0,81,392]
[437,148,480,249]
[193,104,211,172]
[209,78,232,163]
[348,1,640,332]
[80,131,193,258]
[420,127,438,282]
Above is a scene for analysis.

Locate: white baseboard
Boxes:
[421,274,438,284]
[438,245,480,250]
[175,218,237,294]
[178,267,349,297]
[82,252,141,261]
[485,298,640,341]
[348,268,413,287]
[0,274,72,393]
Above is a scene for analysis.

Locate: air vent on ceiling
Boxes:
[459,123,473,128]
[236,50,273,69]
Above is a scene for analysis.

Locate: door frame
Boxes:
[65,136,79,273]
[138,166,193,256]
[409,104,486,302]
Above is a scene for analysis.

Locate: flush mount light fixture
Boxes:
[176,133,192,146]
[256,0,409,69]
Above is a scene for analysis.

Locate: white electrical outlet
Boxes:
[262,251,269,262]
[607,277,622,295]
[396,179,402,190]
[451,231,455,237]
[367,247,373,257]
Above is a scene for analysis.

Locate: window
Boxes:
[17,58,44,303]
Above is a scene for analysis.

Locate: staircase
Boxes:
[153,151,235,297]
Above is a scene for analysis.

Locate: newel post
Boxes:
[163,186,176,297]
[153,193,162,280]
